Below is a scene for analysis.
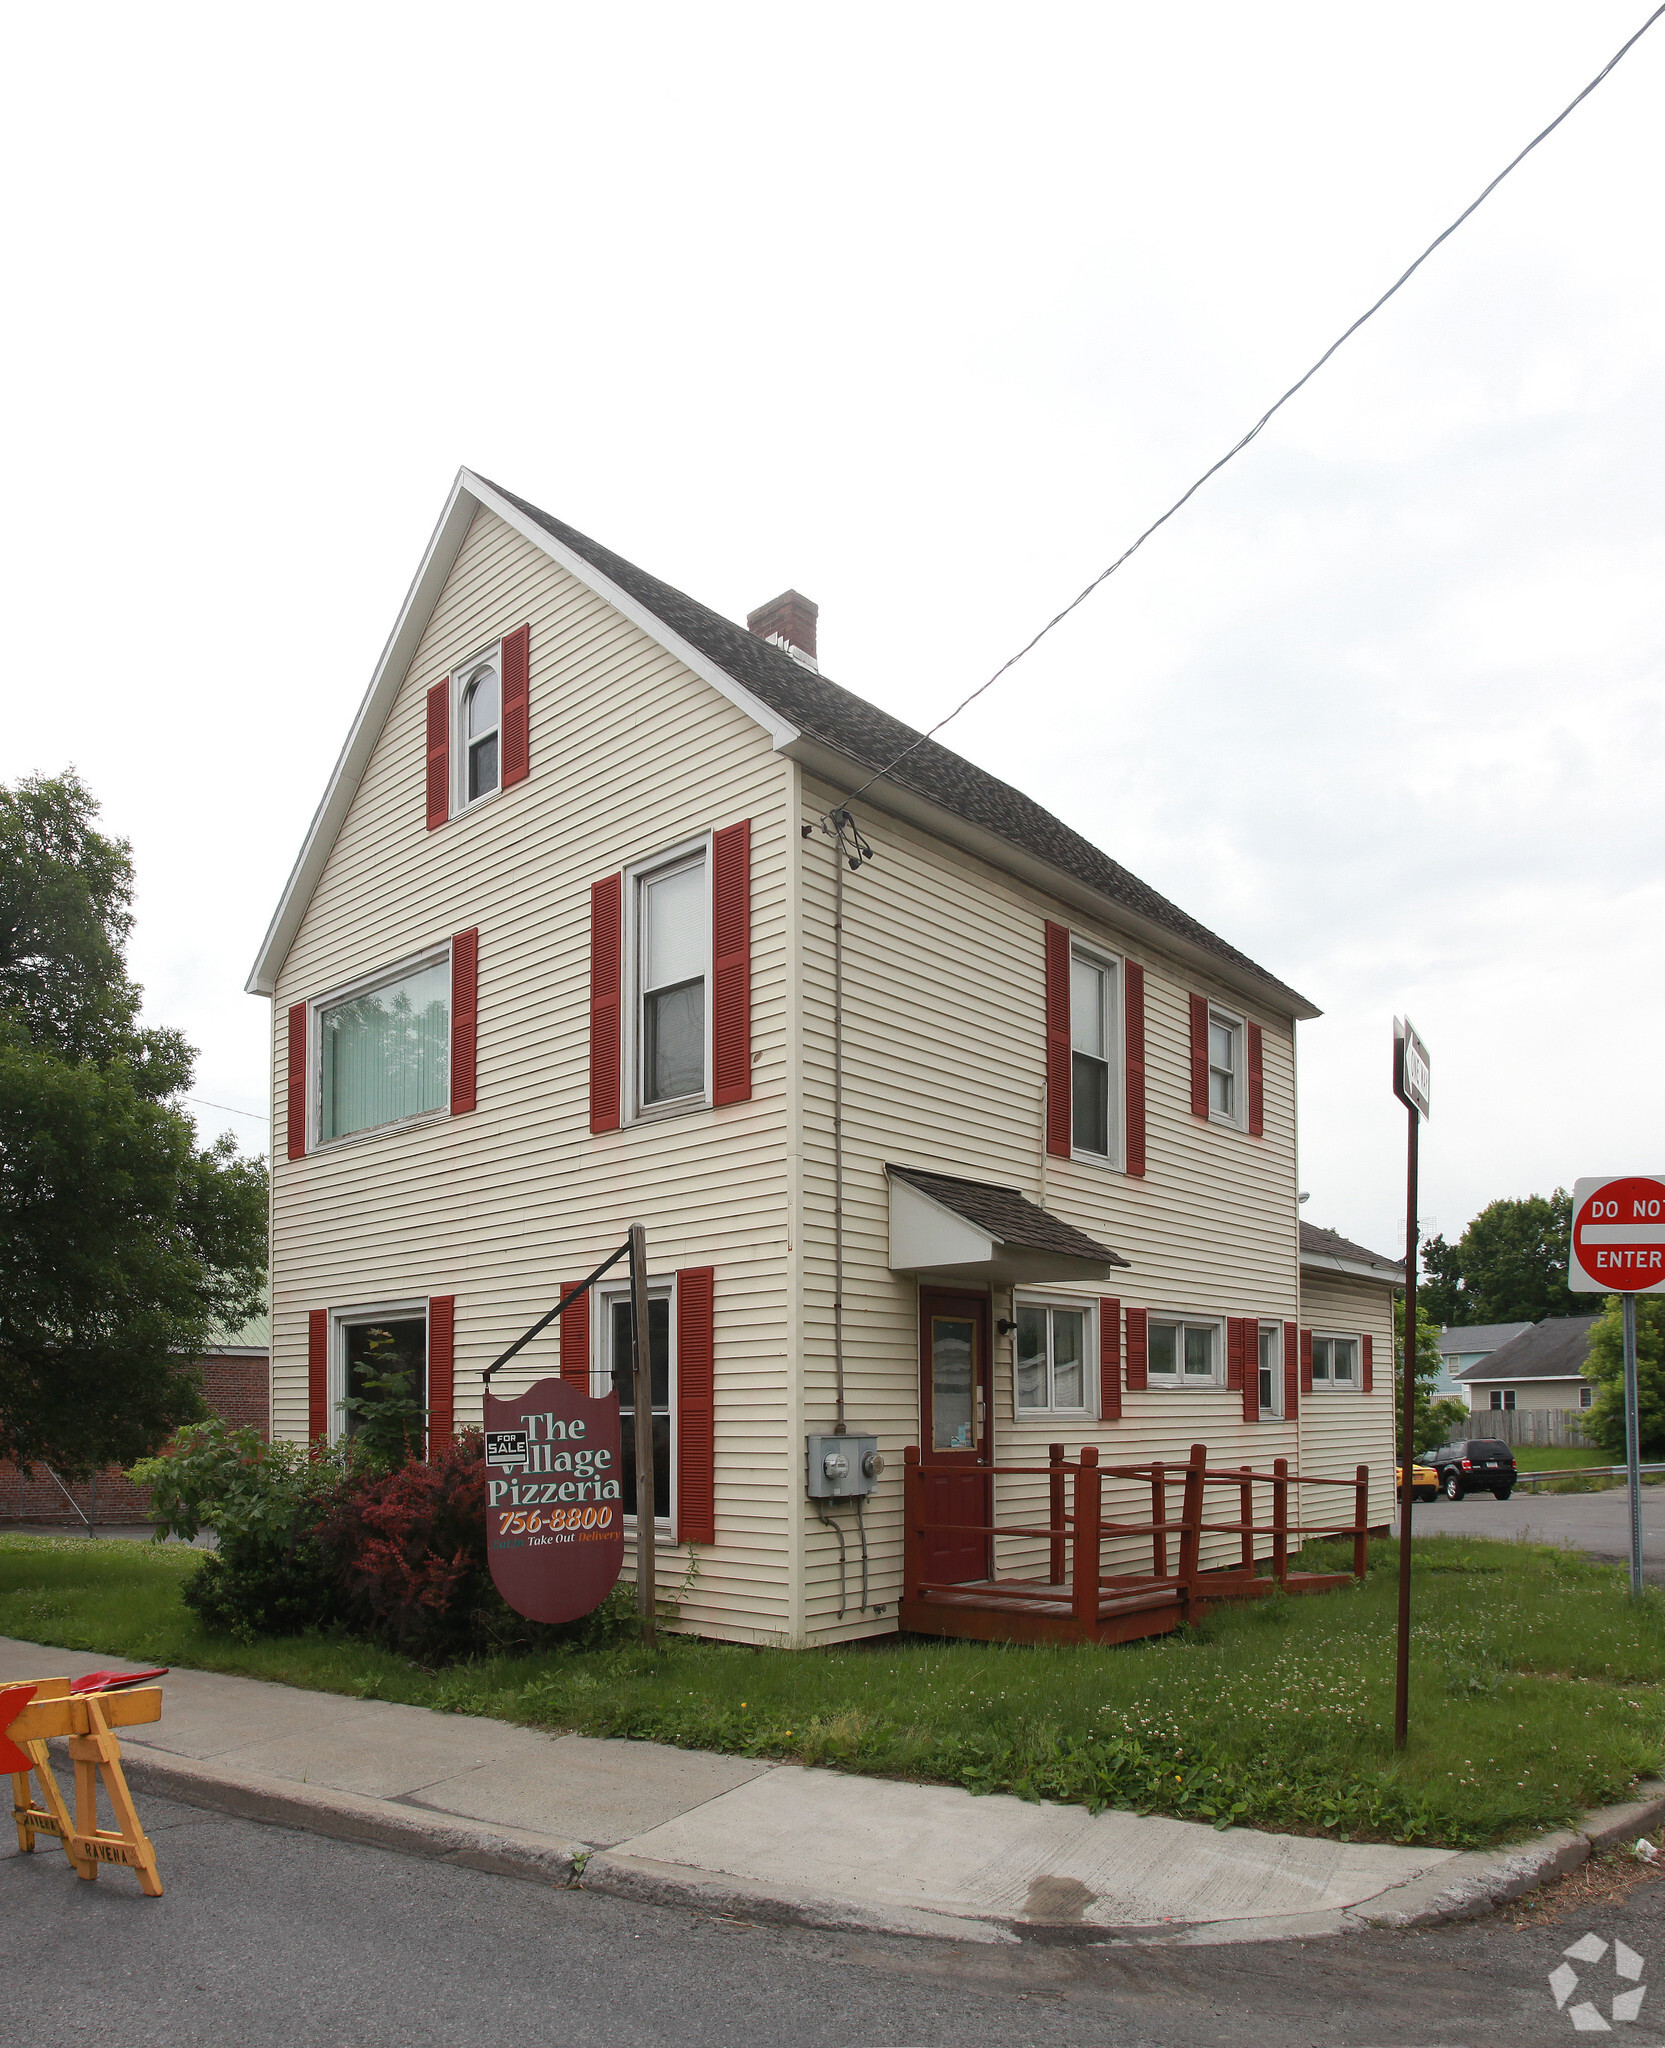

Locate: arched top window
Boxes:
[461,659,499,803]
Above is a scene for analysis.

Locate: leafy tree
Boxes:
[1582,1297,1665,1461]
[1421,1397,1470,1458]
[1419,1190,1584,1328]
[0,770,267,1475]
[1392,1293,1445,1457]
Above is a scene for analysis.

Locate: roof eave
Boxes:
[785,733,1320,1022]
[1300,1251,1405,1287]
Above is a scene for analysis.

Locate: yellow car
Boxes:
[1397,1461,1438,1504]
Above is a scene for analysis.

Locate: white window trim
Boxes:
[1207,1003,1246,1131]
[1011,1293,1099,1421]
[1257,1320,1283,1417]
[309,940,453,1151]
[450,642,503,820]
[622,834,713,1126]
[1309,1328,1364,1394]
[1489,1388,1517,1412]
[327,1298,429,1447]
[1068,938,1125,1173]
[1146,1312,1226,1389]
[591,1271,678,1535]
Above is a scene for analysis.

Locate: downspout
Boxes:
[823,805,871,1432]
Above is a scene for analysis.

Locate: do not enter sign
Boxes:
[1569,1175,1665,1294]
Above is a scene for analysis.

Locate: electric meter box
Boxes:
[806,1432,882,1498]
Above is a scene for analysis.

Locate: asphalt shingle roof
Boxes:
[886,1164,1128,1268]
[1454,1315,1600,1383]
[1298,1223,1404,1278]
[484,479,1312,1015]
[1436,1321,1533,1356]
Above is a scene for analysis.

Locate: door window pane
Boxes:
[342,1319,427,1446]
[1149,1322,1178,1376]
[1051,1309,1085,1408]
[1184,1325,1215,1377]
[932,1316,976,1450]
[609,1296,671,1520]
[320,961,449,1140]
[1015,1306,1047,1410]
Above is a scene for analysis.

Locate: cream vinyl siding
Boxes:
[1295,1270,1398,1532]
[792,777,1328,1632]
[269,509,795,1644]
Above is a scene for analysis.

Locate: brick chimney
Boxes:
[747,589,818,672]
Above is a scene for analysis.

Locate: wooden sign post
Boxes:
[6,1676,165,1895]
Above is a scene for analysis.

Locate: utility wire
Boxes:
[836,4,1665,812]
[187,1096,270,1121]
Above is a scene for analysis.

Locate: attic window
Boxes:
[455,654,501,808]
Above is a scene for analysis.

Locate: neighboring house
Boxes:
[248,469,1399,1647]
[1454,1316,1600,1416]
[1298,1228,1405,1405]
[1,1311,271,1525]
[1436,1322,1532,1402]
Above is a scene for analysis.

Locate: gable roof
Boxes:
[1436,1321,1533,1357]
[1298,1222,1403,1286]
[249,470,1318,1017]
[1454,1314,1600,1383]
[886,1163,1128,1268]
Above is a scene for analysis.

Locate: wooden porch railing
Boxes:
[902,1441,1372,1636]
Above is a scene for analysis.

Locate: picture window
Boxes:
[315,952,449,1143]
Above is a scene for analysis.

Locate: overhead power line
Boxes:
[187,1096,270,1122]
[836,3,1665,813]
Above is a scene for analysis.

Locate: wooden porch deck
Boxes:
[900,1442,1369,1647]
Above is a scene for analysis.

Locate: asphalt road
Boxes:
[8,1793,1665,2047]
[1407,1484,1665,1581]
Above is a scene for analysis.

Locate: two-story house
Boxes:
[249,470,1400,1646]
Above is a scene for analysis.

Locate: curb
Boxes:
[100,1741,1665,1949]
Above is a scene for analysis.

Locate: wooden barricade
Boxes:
[6,1677,165,1895]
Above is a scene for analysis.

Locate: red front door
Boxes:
[918,1289,992,1585]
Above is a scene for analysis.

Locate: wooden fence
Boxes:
[1464,1406,1590,1448]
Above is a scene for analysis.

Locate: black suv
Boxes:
[1427,1439,1517,1501]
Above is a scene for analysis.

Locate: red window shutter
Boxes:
[286,1002,307,1160]
[1283,1320,1299,1420]
[1362,1333,1374,1394]
[1226,1317,1245,1393]
[1243,1323,1261,1425]
[428,1296,455,1447]
[426,680,450,830]
[711,820,752,1105]
[307,1310,328,1441]
[590,875,623,1133]
[449,928,478,1114]
[1247,1023,1264,1138]
[559,1283,591,1388]
[1099,1298,1121,1420]
[1300,1327,1314,1396]
[1123,961,1146,1177]
[500,623,530,787]
[1189,993,1209,1118]
[1044,921,1071,1158]
[676,1267,716,1544]
[1125,1306,1148,1392]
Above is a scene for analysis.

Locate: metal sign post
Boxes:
[1567,1172,1665,1599]
[628,1222,657,1647]
[1392,1016,1431,1753]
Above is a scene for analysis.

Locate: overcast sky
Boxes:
[4,3,1660,1267]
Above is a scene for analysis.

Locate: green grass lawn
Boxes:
[3,1530,1663,1851]
[1512,1445,1609,1473]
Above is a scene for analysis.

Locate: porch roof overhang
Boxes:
[886,1164,1129,1288]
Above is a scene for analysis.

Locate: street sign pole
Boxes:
[1391,1017,1431,1754]
[628,1222,657,1647]
[1624,1291,1643,1597]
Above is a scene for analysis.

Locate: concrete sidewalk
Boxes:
[4,1634,1658,1945]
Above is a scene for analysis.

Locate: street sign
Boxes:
[1392,1017,1431,1120]
[1568,1175,1665,1295]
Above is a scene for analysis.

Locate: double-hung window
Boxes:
[1257,1322,1281,1415]
[1208,1007,1243,1125]
[1070,948,1118,1160]
[1311,1333,1359,1389]
[453,650,501,810]
[633,847,708,1113]
[1015,1300,1092,1416]
[1148,1316,1221,1386]
[316,951,449,1143]
[596,1279,674,1527]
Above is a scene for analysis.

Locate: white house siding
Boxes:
[791,776,1395,1642]
[267,508,797,1644]
[1294,1270,1398,1534]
